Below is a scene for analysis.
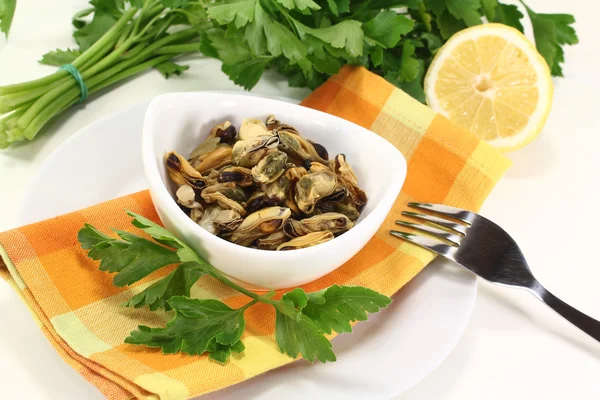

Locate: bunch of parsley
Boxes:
[0,0,577,148]
[78,212,392,362]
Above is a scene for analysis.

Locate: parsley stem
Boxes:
[155,43,201,55]
[206,267,278,305]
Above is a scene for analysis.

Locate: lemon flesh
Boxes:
[424,24,553,152]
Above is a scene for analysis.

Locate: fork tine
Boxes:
[395,220,461,246]
[408,202,475,225]
[402,211,468,235]
[390,230,457,259]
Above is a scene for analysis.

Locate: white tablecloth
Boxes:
[1,0,599,398]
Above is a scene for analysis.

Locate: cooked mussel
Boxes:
[192,145,232,174]
[166,151,207,190]
[264,175,291,205]
[224,206,291,246]
[283,218,305,238]
[295,170,338,214]
[257,230,287,250]
[299,212,354,235]
[210,121,237,145]
[198,205,224,235]
[276,231,334,251]
[239,119,272,141]
[317,200,360,221]
[166,117,365,250]
[218,166,254,187]
[231,135,280,168]
[175,185,203,209]
[213,209,243,231]
[201,182,247,215]
[333,154,367,207]
[252,150,288,184]
[277,130,328,164]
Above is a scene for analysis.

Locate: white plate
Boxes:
[17,100,476,399]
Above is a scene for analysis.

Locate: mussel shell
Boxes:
[276,231,334,251]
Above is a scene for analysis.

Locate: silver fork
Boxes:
[390,202,600,343]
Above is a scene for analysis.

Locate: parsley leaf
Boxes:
[255,4,307,61]
[436,10,466,39]
[207,0,255,28]
[274,0,320,12]
[302,285,392,334]
[126,296,246,362]
[493,3,523,32]
[523,2,578,76]
[0,0,16,38]
[275,312,336,362]
[362,11,414,48]
[162,0,190,7]
[298,20,364,58]
[222,58,270,90]
[124,262,207,310]
[155,60,190,78]
[78,223,181,287]
[127,211,202,264]
[74,11,118,51]
[481,0,497,21]
[72,7,94,29]
[39,48,83,66]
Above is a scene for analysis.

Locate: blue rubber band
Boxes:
[59,64,88,104]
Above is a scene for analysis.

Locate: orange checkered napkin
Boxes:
[0,66,511,399]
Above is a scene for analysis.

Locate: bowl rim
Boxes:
[142,91,407,259]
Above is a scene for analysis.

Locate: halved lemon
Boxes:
[424,23,553,152]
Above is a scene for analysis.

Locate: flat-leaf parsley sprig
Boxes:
[78,211,392,363]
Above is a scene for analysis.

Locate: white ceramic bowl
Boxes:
[142,92,407,289]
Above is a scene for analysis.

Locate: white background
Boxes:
[1,0,599,399]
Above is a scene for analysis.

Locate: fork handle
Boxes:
[531,283,600,342]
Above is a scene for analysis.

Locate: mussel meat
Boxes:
[175,184,203,209]
[218,166,254,187]
[239,119,272,141]
[224,206,291,246]
[213,209,243,231]
[277,130,328,164]
[166,151,207,190]
[210,121,237,145]
[294,170,338,214]
[264,175,291,205]
[257,230,287,250]
[231,135,280,168]
[192,145,232,174]
[198,205,224,235]
[201,182,247,215]
[299,212,354,235]
[252,150,288,184]
[333,154,367,207]
[276,231,334,251]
